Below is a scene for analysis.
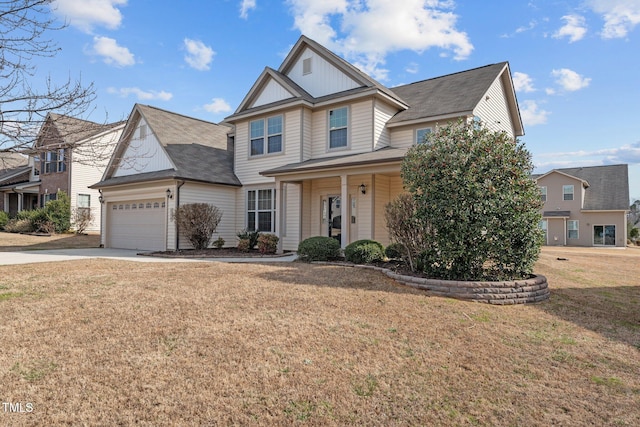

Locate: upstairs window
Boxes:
[540,186,547,202]
[416,128,432,145]
[44,151,57,173]
[563,185,574,201]
[57,149,66,172]
[250,116,282,156]
[329,107,348,149]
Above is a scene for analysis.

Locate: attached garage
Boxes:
[107,198,166,251]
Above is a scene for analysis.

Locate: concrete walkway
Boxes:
[0,248,298,266]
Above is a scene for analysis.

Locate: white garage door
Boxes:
[108,199,166,251]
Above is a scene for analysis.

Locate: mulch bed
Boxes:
[147,248,292,258]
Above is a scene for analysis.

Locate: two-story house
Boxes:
[22,113,125,231]
[93,35,523,252]
[533,164,629,247]
[0,153,40,216]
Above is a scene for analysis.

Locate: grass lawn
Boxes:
[0,232,100,252]
[0,245,638,425]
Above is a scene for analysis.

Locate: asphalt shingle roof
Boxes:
[533,164,629,211]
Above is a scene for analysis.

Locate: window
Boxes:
[563,185,574,201]
[250,116,283,156]
[43,193,57,204]
[77,194,90,210]
[594,225,616,246]
[57,149,66,172]
[329,107,348,149]
[44,151,57,173]
[416,128,432,145]
[567,220,579,239]
[247,189,276,232]
[540,186,547,202]
[539,219,548,242]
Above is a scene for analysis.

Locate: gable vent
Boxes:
[302,57,312,75]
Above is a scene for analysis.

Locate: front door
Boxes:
[328,195,341,243]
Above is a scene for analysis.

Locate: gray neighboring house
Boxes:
[533,164,629,247]
[91,104,240,251]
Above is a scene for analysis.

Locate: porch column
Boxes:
[275,178,284,254]
[340,174,349,249]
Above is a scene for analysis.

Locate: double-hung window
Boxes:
[329,107,348,149]
[247,189,276,232]
[77,194,90,210]
[57,149,66,172]
[250,116,282,156]
[563,185,574,201]
[567,220,579,239]
[540,186,547,202]
[44,151,57,174]
[416,128,432,145]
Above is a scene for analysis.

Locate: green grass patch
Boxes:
[0,291,24,301]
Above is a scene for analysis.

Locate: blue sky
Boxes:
[40,0,640,200]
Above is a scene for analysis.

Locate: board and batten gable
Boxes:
[251,79,296,109]
[113,118,173,177]
[285,46,361,98]
[472,74,518,139]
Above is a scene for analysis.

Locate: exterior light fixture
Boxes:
[166,188,173,199]
[359,183,366,195]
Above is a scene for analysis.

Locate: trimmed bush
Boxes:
[344,239,385,264]
[385,242,405,260]
[257,234,279,255]
[237,229,260,250]
[297,236,341,262]
[4,219,33,233]
[30,209,55,234]
[0,211,9,230]
[213,237,225,249]
[237,238,251,253]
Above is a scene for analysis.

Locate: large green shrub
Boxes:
[297,236,341,262]
[172,203,223,250]
[0,211,9,229]
[400,120,544,280]
[344,239,384,264]
[384,242,406,260]
[45,191,71,233]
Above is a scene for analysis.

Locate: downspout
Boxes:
[98,189,104,248]
[174,180,185,251]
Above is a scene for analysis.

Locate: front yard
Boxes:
[0,243,638,425]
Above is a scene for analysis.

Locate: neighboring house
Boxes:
[93,35,523,252]
[0,153,39,216]
[533,164,629,247]
[31,113,124,231]
[91,104,240,251]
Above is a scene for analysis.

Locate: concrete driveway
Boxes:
[0,248,298,265]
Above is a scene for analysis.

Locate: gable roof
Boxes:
[226,35,408,120]
[35,113,123,149]
[95,104,240,188]
[387,62,523,136]
[533,164,629,211]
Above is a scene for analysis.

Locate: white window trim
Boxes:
[567,220,579,239]
[77,193,91,209]
[247,188,276,232]
[249,115,284,157]
[328,106,349,151]
[540,186,547,202]
[415,127,433,145]
[57,149,66,173]
[563,185,574,201]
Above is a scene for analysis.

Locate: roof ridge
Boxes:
[392,62,508,89]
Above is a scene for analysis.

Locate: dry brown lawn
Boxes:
[0,245,638,426]
[0,232,100,252]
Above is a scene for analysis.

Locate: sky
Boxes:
[33,0,640,201]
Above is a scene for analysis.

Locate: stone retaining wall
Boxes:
[331,263,550,305]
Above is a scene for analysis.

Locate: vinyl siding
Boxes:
[389,118,457,149]
[373,174,391,246]
[301,108,312,162]
[234,109,302,185]
[473,76,515,139]
[373,100,397,150]
[281,182,301,251]
[286,47,361,98]
[310,100,373,159]
[178,182,237,249]
[252,79,295,108]
[113,119,173,177]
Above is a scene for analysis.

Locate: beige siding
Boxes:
[113,118,173,177]
[473,76,515,139]
[352,174,373,241]
[373,175,391,246]
[234,110,302,185]
[178,182,238,249]
[301,108,312,162]
[252,79,294,108]
[286,47,360,98]
[373,100,397,150]
[301,181,312,240]
[310,100,373,159]
[389,118,459,149]
[281,182,301,251]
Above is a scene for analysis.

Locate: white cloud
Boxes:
[240,0,256,19]
[204,98,232,114]
[183,38,215,71]
[520,100,549,126]
[92,36,135,67]
[287,0,473,81]
[513,72,535,93]
[107,87,173,101]
[587,0,640,38]
[52,0,127,33]
[536,141,640,165]
[551,68,591,91]
[405,62,419,74]
[553,14,587,42]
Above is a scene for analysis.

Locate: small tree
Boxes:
[72,207,95,234]
[401,120,544,280]
[385,193,430,272]
[172,203,222,250]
